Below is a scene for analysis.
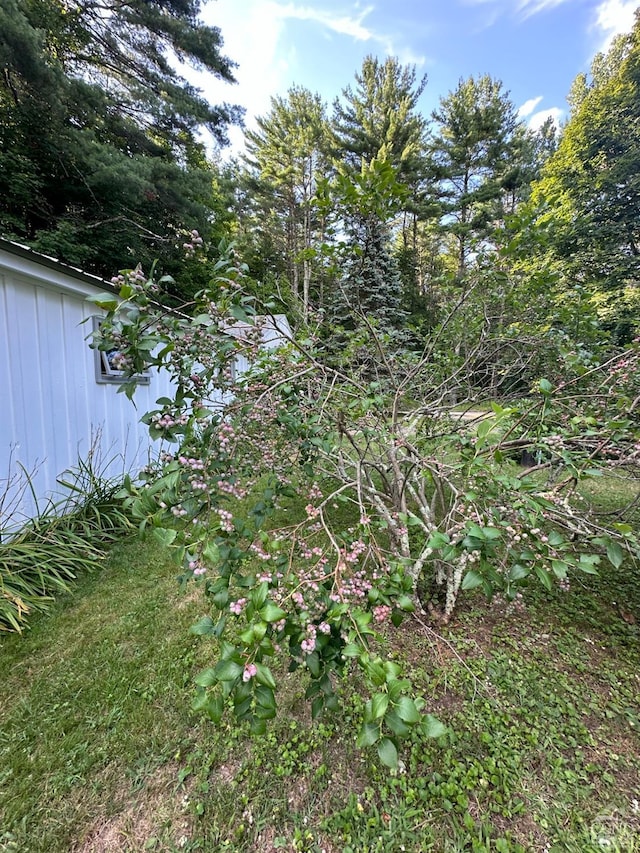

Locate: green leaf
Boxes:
[377,737,398,769]
[551,560,568,579]
[214,660,243,682]
[476,418,494,440]
[384,710,410,738]
[371,693,389,719]
[194,668,217,687]
[86,292,119,310]
[342,643,361,658]
[606,541,624,569]
[395,696,420,724]
[311,695,324,720]
[251,582,269,610]
[390,609,404,627]
[427,531,451,549]
[212,590,229,609]
[250,717,267,736]
[255,684,276,710]
[229,304,249,322]
[260,602,287,623]
[202,542,220,565]
[205,694,224,723]
[357,722,380,748]
[461,571,483,591]
[255,663,277,689]
[151,527,177,547]
[578,554,600,575]
[191,687,209,711]
[481,527,502,541]
[423,714,447,739]
[534,565,553,591]
[190,616,216,636]
[306,652,321,678]
[539,378,553,394]
[509,564,530,581]
[396,595,415,612]
[383,662,403,680]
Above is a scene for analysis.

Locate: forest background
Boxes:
[1,0,638,356]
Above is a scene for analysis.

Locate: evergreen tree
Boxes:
[244,87,331,318]
[331,56,431,318]
[332,55,428,183]
[325,158,407,335]
[0,0,241,275]
[429,75,523,277]
[532,12,640,340]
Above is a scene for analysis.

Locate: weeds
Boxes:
[0,482,638,851]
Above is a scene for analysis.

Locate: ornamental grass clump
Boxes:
[0,451,134,632]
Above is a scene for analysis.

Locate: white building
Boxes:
[0,239,175,524]
[0,239,293,525]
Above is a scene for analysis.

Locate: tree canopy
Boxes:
[0,0,242,275]
[531,13,640,341]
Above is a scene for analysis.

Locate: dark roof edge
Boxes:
[0,237,117,294]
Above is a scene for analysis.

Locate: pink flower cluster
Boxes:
[373,605,392,623]
[308,483,323,501]
[343,539,367,564]
[217,479,247,499]
[183,230,204,258]
[242,663,257,682]
[218,423,236,452]
[216,508,234,532]
[250,542,272,561]
[189,560,207,577]
[301,624,317,653]
[230,598,247,615]
[152,412,189,430]
[179,455,205,471]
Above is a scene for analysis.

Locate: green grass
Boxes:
[1,507,639,851]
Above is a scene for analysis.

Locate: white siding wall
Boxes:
[0,246,175,524]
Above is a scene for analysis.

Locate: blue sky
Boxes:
[198,0,638,151]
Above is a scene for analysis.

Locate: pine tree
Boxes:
[244,87,331,318]
[332,55,428,183]
[429,75,522,277]
[0,0,241,275]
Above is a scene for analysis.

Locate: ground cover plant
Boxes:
[0,489,638,852]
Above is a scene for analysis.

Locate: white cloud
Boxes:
[194,0,425,154]
[278,3,376,40]
[593,0,637,51]
[193,0,291,152]
[528,106,564,130]
[462,0,571,14]
[515,0,570,19]
[462,0,574,22]
[274,3,426,63]
[517,95,543,118]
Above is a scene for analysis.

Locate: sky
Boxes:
[195,0,639,153]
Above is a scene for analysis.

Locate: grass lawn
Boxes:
[1,519,639,852]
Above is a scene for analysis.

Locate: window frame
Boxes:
[92,315,151,385]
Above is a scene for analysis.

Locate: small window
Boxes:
[92,316,151,385]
